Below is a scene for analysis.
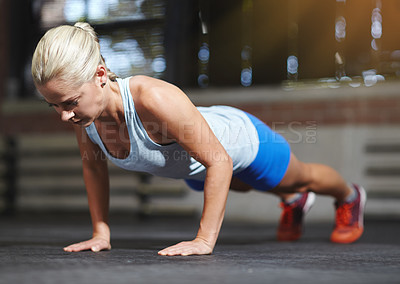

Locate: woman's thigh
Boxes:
[270,153,312,194]
[185,177,253,192]
[231,153,313,194]
[230,177,252,192]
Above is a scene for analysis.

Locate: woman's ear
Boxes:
[96,65,108,86]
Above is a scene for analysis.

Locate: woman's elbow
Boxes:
[218,153,233,174]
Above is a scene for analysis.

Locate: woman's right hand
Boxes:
[63,236,111,252]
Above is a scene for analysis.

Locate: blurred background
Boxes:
[0,0,400,223]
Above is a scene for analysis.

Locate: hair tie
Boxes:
[75,25,84,31]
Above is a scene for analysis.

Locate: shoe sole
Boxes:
[331,227,364,244]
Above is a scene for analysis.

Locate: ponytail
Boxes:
[73,22,118,81]
[32,22,118,86]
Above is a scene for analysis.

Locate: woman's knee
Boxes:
[273,154,314,193]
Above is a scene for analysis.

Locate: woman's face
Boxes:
[37,78,106,127]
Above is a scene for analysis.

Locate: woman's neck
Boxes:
[97,80,124,124]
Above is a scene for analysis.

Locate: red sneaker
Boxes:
[277,192,315,241]
[331,184,366,244]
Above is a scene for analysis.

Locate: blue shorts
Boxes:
[185,112,291,192]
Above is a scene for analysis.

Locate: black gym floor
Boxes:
[0,213,399,284]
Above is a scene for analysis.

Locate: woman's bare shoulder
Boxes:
[128,76,184,110]
[129,75,175,91]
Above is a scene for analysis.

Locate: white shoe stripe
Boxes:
[303,192,316,214]
[354,184,367,229]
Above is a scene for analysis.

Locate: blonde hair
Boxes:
[31,22,117,87]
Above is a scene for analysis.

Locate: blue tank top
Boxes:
[85,77,259,181]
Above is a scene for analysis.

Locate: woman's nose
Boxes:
[61,110,75,122]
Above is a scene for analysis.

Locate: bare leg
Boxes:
[230,153,351,202]
[230,153,357,243]
[230,176,299,202]
[270,153,352,203]
[229,177,252,192]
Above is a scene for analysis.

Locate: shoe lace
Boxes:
[335,203,354,227]
[280,203,294,226]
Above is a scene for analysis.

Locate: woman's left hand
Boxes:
[158,238,214,256]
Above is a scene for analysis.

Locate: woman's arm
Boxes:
[132,76,233,256]
[63,125,111,252]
